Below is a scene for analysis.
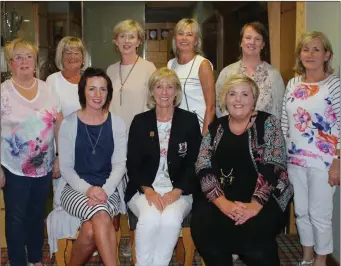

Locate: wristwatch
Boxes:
[333,155,340,160]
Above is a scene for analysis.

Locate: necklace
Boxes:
[11,78,36,90]
[119,55,139,105]
[84,123,104,155]
[228,112,257,134]
[171,56,201,123]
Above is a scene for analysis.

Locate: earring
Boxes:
[136,46,140,53]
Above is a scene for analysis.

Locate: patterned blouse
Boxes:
[195,112,293,211]
[215,60,285,119]
[281,75,340,171]
[1,79,61,177]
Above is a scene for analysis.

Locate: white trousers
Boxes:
[128,192,192,266]
[288,164,335,255]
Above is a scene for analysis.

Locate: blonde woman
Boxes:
[1,39,63,266]
[168,18,215,136]
[126,67,202,266]
[281,31,340,266]
[46,36,89,117]
[107,19,156,129]
[192,74,292,266]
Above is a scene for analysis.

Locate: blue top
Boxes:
[74,113,114,187]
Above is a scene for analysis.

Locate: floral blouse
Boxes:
[281,75,340,170]
[1,79,61,177]
[195,112,293,212]
[215,60,285,119]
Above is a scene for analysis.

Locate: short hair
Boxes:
[55,36,89,71]
[172,18,203,56]
[4,38,38,63]
[218,74,260,113]
[239,21,269,60]
[294,31,334,75]
[78,67,113,110]
[113,20,145,44]
[147,67,182,109]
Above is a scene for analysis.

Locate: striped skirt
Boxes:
[61,184,120,223]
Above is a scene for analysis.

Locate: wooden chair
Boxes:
[127,209,205,266]
[55,214,121,266]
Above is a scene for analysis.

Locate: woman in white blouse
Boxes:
[215,21,285,119]
[167,18,215,136]
[46,36,89,117]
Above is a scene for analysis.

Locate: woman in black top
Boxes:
[191,74,293,266]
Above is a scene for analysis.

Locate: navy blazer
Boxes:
[125,107,202,203]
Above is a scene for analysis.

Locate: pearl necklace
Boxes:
[11,78,37,90]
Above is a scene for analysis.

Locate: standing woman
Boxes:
[0,39,63,266]
[168,18,215,136]
[107,19,156,129]
[282,31,340,266]
[216,21,285,119]
[46,36,89,117]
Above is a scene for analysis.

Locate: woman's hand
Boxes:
[162,188,182,208]
[0,167,5,189]
[52,157,61,179]
[234,201,263,225]
[144,187,164,212]
[86,186,108,204]
[214,196,245,221]
[329,159,340,186]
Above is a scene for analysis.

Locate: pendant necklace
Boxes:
[119,55,139,105]
[85,123,103,155]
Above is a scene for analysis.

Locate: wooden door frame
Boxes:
[267,1,306,235]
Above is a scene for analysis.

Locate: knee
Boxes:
[295,204,309,218]
[80,221,95,243]
[92,210,112,225]
[137,211,161,229]
[161,212,182,229]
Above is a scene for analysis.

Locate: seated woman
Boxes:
[191,74,293,266]
[125,67,202,266]
[51,68,127,266]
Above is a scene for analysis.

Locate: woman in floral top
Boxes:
[281,31,340,266]
[216,21,285,119]
[0,39,63,266]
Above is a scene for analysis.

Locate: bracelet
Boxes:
[333,155,340,160]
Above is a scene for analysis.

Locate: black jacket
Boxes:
[125,107,202,203]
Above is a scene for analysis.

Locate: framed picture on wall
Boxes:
[149,29,157,40]
[161,29,169,40]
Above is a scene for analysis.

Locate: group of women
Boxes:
[0,17,339,266]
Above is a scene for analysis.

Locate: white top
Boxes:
[46,71,81,117]
[168,55,213,130]
[1,79,61,177]
[152,120,173,194]
[107,58,156,129]
[281,75,340,171]
[215,60,285,119]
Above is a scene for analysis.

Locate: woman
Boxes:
[0,39,63,266]
[126,67,202,266]
[46,36,89,117]
[107,19,156,129]
[51,68,127,265]
[191,74,293,266]
[281,31,340,266]
[216,21,285,119]
[168,18,215,136]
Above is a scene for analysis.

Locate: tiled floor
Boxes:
[1,234,302,265]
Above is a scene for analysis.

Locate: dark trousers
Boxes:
[2,166,51,266]
[191,196,281,266]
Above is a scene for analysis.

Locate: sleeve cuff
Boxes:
[200,174,224,202]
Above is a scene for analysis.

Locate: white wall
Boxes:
[306,2,341,261]
[306,2,340,77]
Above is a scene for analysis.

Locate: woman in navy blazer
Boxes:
[125,67,201,266]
